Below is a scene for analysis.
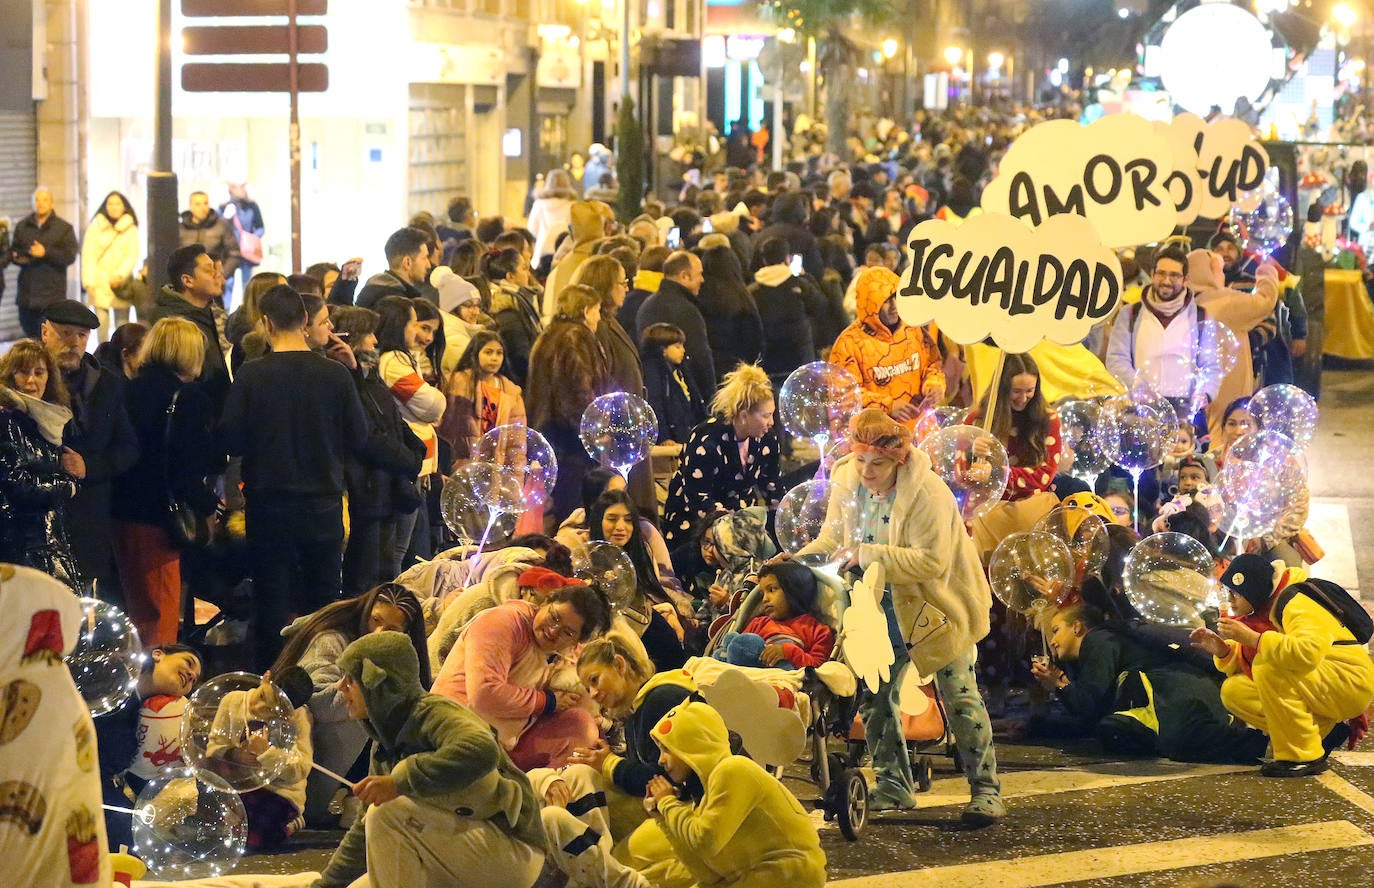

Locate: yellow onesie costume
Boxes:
[625,701,825,888]
[1214,560,1374,767]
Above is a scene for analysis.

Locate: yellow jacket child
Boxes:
[1191,554,1374,777]
[627,701,825,888]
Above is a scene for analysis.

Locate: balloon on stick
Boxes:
[65,597,142,717]
[1057,400,1111,482]
[919,424,1010,522]
[778,362,862,477]
[1122,532,1218,626]
[580,392,658,479]
[988,531,1075,614]
[131,766,247,879]
[1249,384,1318,452]
[1216,429,1306,543]
[179,673,300,793]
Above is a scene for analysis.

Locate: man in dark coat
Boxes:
[150,245,232,416]
[178,191,241,282]
[41,299,139,600]
[636,250,715,397]
[11,187,79,337]
[355,227,430,309]
[752,191,823,279]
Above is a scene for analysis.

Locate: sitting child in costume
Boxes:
[1190,553,1374,777]
[713,561,835,670]
[1032,597,1267,764]
[628,700,826,888]
[205,667,315,851]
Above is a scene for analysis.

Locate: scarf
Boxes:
[1,386,73,445]
[1232,574,1290,678]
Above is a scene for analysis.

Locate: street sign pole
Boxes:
[288,0,302,274]
[148,0,179,293]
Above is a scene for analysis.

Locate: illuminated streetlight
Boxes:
[988,51,1005,69]
[944,46,963,65]
[882,38,899,59]
[1118,7,1129,19]
[1333,2,1357,29]
[778,27,797,44]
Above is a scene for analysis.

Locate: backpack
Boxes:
[1274,578,1373,644]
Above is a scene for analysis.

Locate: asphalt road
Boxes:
[171,367,1374,887]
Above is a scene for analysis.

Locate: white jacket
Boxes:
[798,447,991,677]
[80,214,140,309]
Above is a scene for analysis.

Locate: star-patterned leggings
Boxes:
[860,645,1001,805]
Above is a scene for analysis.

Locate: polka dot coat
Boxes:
[663,417,784,547]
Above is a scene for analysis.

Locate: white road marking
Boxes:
[909,761,1248,809]
[1332,750,1374,768]
[1306,500,1360,595]
[826,820,1374,888]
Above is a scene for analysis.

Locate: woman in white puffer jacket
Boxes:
[81,191,141,340]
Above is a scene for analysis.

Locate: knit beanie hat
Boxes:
[1219,553,1282,611]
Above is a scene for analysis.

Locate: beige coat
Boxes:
[1187,249,1280,440]
[80,214,139,309]
[798,447,991,677]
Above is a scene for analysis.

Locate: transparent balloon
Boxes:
[1216,430,1307,541]
[1229,172,1294,258]
[1058,400,1111,481]
[442,462,517,547]
[1034,506,1111,579]
[912,405,966,444]
[580,392,658,478]
[132,766,247,879]
[471,424,558,513]
[1122,532,1218,626]
[571,540,639,614]
[778,362,863,452]
[1250,384,1319,452]
[65,597,143,717]
[1095,395,1174,473]
[988,532,1075,614]
[919,424,1010,522]
[1133,354,1209,423]
[179,673,301,793]
[1198,319,1242,387]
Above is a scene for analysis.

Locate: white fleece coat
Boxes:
[81,214,140,309]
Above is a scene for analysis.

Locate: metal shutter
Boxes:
[0,108,36,342]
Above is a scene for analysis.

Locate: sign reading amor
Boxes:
[982,113,1268,248]
[895,213,1122,354]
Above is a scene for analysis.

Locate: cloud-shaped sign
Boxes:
[982,114,1180,248]
[1158,113,1269,225]
[896,212,1122,354]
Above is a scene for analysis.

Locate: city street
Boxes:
[238,367,1374,888]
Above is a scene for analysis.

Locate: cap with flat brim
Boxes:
[43,299,99,329]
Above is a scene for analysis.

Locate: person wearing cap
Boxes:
[11,187,78,338]
[1191,554,1374,777]
[41,298,138,601]
[828,265,945,427]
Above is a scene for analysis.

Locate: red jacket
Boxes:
[742,613,836,668]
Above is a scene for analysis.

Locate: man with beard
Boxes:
[41,299,139,598]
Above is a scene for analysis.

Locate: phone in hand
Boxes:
[702,218,714,234]
[667,227,682,249]
[789,254,803,276]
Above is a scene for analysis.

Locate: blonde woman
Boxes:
[113,318,225,643]
[662,363,783,546]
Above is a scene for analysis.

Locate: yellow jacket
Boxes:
[1216,591,1374,684]
[631,701,825,888]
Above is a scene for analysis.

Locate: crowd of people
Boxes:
[5,105,1369,888]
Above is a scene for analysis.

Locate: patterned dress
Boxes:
[662,417,784,547]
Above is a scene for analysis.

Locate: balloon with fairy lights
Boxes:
[1057,400,1110,482]
[179,672,300,793]
[1094,394,1174,525]
[465,424,558,555]
[778,362,862,477]
[1249,384,1319,452]
[1122,532,1218,626]
[65,597,143,717]
[570,540,646,631]
[580,392,658,479]
[1216,429,1307,543]
[129,766,248,879]
[1034,505,1111,579]
[919,424,1009,521]
[441,462,517,549]
[1229,171,1294,259]
[988,531,1075,615]
[774,478,862,571]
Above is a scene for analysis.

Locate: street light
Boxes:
[1333,3,1357,29]
[944,46,963,66]
[882,38,899,60]
[988,51,1004,70]
[778,27,797,44]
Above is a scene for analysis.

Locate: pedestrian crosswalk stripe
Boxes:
[1332,750,1374,768]
[1307,501,1360,595]
[826,820,1374,887]
[907,761,1248,810]
[1318,770,1374,817]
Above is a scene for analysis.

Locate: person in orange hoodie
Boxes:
[828,266,944,426]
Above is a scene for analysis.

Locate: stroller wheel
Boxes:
[835,768,868,840]
[915,756,934,793]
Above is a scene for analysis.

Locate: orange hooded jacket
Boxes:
[828,266,945,419]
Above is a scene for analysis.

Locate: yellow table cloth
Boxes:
[1323,268,1374,360]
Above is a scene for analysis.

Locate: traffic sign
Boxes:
[182,0,326,15]
[181,62,328,93]
[182,25,327,55]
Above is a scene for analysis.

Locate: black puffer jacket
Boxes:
[0,400,80,589]
[345,361,425,520]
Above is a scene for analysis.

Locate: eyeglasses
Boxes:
[1110,505,1131,516]
[546,607,581,643]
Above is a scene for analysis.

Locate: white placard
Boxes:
[896,212,1123,354]
[1157,113,1269,225]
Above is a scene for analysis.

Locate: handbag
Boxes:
[232,214,264,265]
[163,389,208,549]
